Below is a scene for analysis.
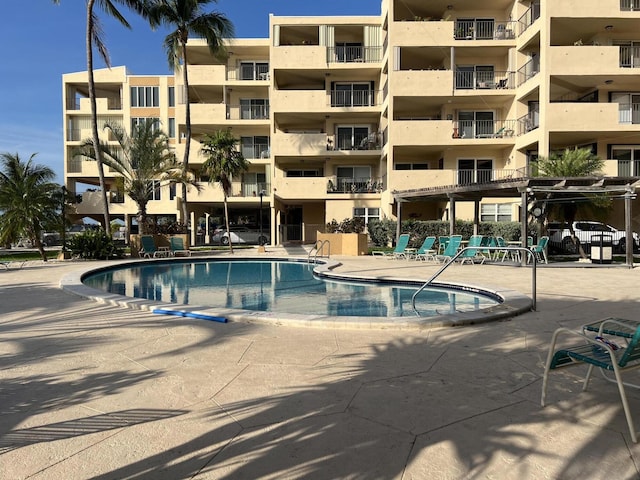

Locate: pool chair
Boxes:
[456,235,487,265]
[529,235,549,264]
[542,317,640,443]
[138,235,167,258]
[169,236,191,257]
[438,236,449,255]
[435,235,462,263]
[410,236,437,261]
[372,233,411,259]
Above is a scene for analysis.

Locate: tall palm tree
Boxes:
[200,129,249,254]
[79,119,200,234]
[533,147,609,257]
[53,0,150,231]
[0,153,60,261]
[147,0,234,226]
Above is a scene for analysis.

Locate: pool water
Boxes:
[83,259,501,318]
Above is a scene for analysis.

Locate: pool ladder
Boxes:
[308,240,330,263]
[411,246,538,316]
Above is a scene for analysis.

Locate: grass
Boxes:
[0,251,59,262]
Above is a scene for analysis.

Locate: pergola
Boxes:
[392,176,640,266]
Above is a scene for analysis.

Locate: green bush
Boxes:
[68,229,124,260]
[326,218,365,233]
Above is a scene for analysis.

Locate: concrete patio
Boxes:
[1,252,640,479]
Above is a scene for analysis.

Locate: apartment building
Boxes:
[62,0,640,246]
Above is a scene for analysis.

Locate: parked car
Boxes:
[548,221,639,254]
[41,224,92,246]
[211,226,269,246]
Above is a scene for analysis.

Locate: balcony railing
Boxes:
[621,0,640,11]
[454,70,515,90]
[617,159,640,176]
[241,144,270,159]
[618,103,640,124]
[516,113,539,135]
[226,104,270,120]
[333,132,380,151]
[66,129,81,141]
[455,167,531,186]
[327,177,384,194]
[452,120,517,139]
[454,20,518,40]
[330,89,379,107]
[619,46,640,67]
[518,3,541,35]
[227,64,270,81]
[517,59,540,86]
[327,46,382,63]
[231,182,271,198]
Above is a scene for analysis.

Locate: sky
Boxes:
[0,1,381,183]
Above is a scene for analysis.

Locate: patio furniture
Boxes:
[410,236,437,262]
[456,235,487,264]
[530,235,549,264]
[372,233,411,259]
[139,235,167,258]
[436,235,462,263]
[169,236,191,257]
[542,317,640,443]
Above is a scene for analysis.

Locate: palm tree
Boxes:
[147,0,234,226]
[0,153,60,261]
[533,147,609,257]
[200,129,249,254]
[79,119,200,235]
[53,0,150,231]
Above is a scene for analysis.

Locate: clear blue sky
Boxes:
[0,1,381,183]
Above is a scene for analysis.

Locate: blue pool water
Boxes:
[82,259,501,318]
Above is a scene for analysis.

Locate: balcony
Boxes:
[186,65,226,85]
[190,182,272,201]
[241,144,270,160]
[326,46,382,63]
[330,89,381,108]
[517,59,540,87]
[327,176,384,194]
[392,21,453,46]
[270,90,328,112]
[65,96,122,113]
[455,70,515,90]
[271,45,328,69]
[546,102,640,132]
[226,103,270,120]
[549,0,640,16]
[188,103,227,123]
[393,120,455,146]
[455,167,530,186]
[272,177,329,200]
[452,120,518,140]
[388,168,529,190]
[548,46,640,75]
[454,20,518,41]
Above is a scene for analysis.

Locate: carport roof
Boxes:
[392,176,640,202]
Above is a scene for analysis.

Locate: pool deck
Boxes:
[2,250,640,478]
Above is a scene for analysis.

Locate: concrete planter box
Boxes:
[316,233,368,256]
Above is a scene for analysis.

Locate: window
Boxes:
[335,42,363,62]
[612,93,640,124]
[240,61,269,80]
[168,118,175,138]
[169,183,176,200]
[455,66,494,90]
[336,126,370,150]
[481,203,512,222]
[168,86,175,107]
[240,136,269,158]
[131,117,160,133]
[611,146,640,175]
[353,207,380,225]
[395,163,429,170]
[151,180,161,201]
[337,166,372,192]
[240,99,269,119]
[286,169,321,177]
[458,111,494,138]
[131,86,159,107]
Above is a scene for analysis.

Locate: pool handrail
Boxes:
[308,239,330,263]
[411,246,537,316]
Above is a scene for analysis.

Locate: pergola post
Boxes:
[473,199,480,235]
[521,190,528,266]
[449,195,456,236]
[396,199,402,245]
[625,188,634,268]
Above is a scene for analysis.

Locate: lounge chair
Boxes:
[529,235,549,264]
[169,236,191,257]
[0,260,26,270]
[542,317,640,443]
[410,236,437,261]
[438,236,449,255]
[436,235,462,263]
[138,235,167,258]
[456,235,486,264]
[372,233,410,259]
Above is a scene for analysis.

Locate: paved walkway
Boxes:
[2,253,640,479]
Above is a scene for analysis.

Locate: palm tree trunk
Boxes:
[137,202,148,235]
[223,194,233,254]
[87,0,110,230]
[180,40,191,229]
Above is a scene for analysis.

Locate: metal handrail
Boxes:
[308,239,330,263]
[411,246,537,316]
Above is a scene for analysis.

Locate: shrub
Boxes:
[325,218,365,234]
[68,229,124,260]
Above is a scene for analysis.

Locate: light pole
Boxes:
[258,189,266,252]
[61,185,67,256]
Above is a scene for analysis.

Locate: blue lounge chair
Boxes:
[411,236,437,261]
[169,236,191,257]
[436,235,462,263]
[529,235,549,264]
[139,235,167,258]
[456,235,486,265]
[372,233,410,259]
[542,317,640,443]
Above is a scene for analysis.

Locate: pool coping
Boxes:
[60,256,533,330]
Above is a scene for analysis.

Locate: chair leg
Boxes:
[612,365,638,443]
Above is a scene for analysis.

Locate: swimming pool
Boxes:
[71,257,529,328]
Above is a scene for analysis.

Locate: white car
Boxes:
[211,226,269,246]
[548,221,639,254]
